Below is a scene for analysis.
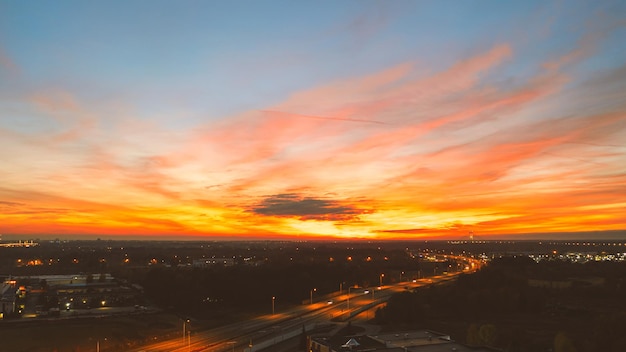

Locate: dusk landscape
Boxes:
[1,1,625,352]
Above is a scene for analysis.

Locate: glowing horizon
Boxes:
[1,1,625,240]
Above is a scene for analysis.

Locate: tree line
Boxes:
[375,256,626,352]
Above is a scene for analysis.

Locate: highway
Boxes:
[129,255,482,352]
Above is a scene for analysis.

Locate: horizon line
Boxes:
[1,229,625,242]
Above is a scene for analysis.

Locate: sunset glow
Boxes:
[1,1,625,240]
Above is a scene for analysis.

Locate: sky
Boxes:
[1,0,625,240]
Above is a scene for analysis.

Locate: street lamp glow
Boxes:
[310,288,316,305]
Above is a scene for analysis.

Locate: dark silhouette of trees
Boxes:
[554,332,577,352]
[376,256,626,351]
[139,254,415,319]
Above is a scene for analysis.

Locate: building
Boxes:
[192,257,235,267]
[309,329,495,352]
[16,274,143,313]
[0,278,17,318]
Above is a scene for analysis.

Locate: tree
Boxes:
[478,324,497,346]
[466,324,481,346]
[466,323,498,347]
[554,332,577,352]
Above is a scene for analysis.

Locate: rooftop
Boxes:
[310,329,495,352]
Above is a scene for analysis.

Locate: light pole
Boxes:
[182,319,189,344]
[379,273,384,286]
[400,271,404,282]
[272,296,275,315]
[347,286,357,311]
[226,341,236,352]
[310,288,316,305]
[187,331,191,351]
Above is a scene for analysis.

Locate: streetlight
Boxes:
[400,271,405,282]
[347,285,358,311]
[182,319,190,344]
[187,331,191,351]
[96,338,107,352]
[310,288,316,305]
[379,273,384,286]
[272,296,275,315]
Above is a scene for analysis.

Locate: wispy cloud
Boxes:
[260,110,389,125]
[0,48,19,75]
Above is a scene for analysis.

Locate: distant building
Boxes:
[192,257,235,267]
[0,239,38,247]
[308,329,496,352]
[25,274,112,287]
[0,278,17,318]
[13,274,142,312]
[242,257,264,266]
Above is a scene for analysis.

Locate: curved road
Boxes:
[129,255,482,352]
